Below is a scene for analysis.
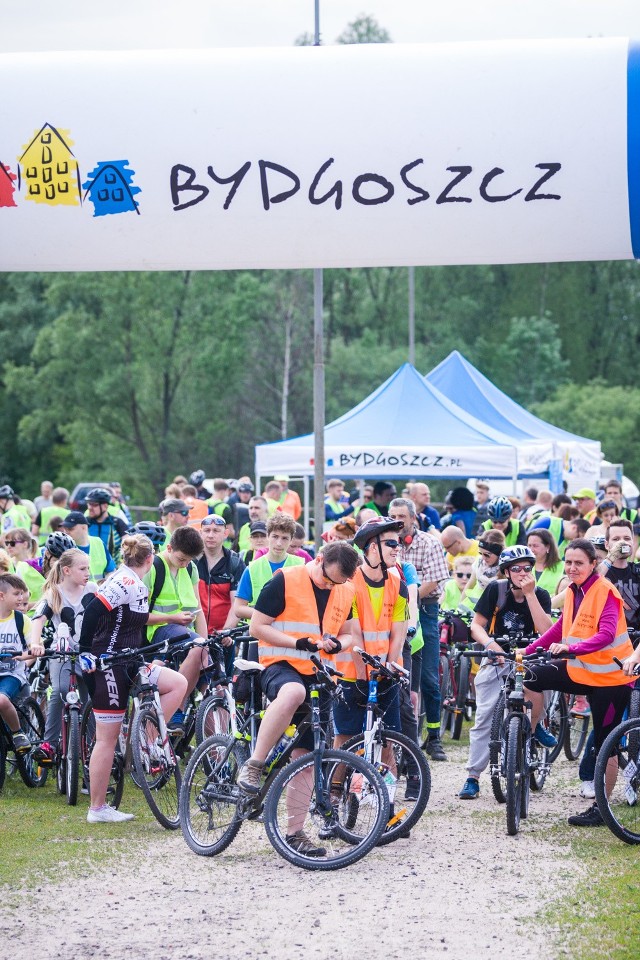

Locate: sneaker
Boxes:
[579,780,596,800]
[87,805,135,823]
[425,737,447,761]
[237,758,264,795]
[571,696,591,716]
[11,732,31,755]
[404,776,421,801]
[567,803,603,827]
[32,741,55,765]
[459,777,480,799]
[285,830,326,857]
[534,722,558,749]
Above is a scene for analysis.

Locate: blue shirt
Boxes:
[236,559,289,604]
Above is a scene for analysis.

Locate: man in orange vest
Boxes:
[275,475,302,521]
[332,517,409,747]
[237,541,359,853]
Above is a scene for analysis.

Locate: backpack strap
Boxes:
[148,555,166,613]
[488,580,510,635]
[15,610,26,650]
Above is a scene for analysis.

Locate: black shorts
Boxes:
[90,661,160,724]
[525,659,632,754]
[260,661,331,752]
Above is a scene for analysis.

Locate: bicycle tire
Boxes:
[16,698,48,788]
[489,694,507,804]
[439,654,455,738]
[195,695,231,744]
[263,748,389,870]
[529,737,549,792]
[0,731,6,791]
[452,653,471,740]
[80,703,125,809]
[594,716,640,844]
[505,715,524,836]
[65,710,80,806]
[341,729,431,845]
[544,690,568,764]
[564,696,590,761]
[131,704,182,830]
[179,734,243,856]
[629,684,640,721]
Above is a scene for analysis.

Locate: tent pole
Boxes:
[313,268,325,551]
[303,474,310,541]
[512,448,519,496]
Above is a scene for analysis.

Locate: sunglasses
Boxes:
[455,572,472,579]
[321,561,348,586]
[201,515,225,527]
[4,540,25,547]
[507,564,533,574]
[380,539,400,549]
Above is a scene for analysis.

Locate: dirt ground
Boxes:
[3,736,587,960]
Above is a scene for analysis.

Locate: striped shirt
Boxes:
[398,530,450,602]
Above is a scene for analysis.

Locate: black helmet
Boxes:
[130,521,166,546]
[189,469,206,487]
[85,487,112,505]
[0,484,14,499]
[353,517,404,550]
[45,532,76,558]
[498,545,535,572]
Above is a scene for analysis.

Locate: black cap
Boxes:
[249,521,268,535]
[61,510,88,528]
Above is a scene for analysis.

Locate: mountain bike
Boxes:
[44,648,85,805]
[0,656,47,791]
[594,661,640,844]
[180,655,390,870]
[340,646,431,844]
[193,627,251,744]
[80,635,187,829]
[437,610,475,740]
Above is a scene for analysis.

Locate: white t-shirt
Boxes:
[0,613,31,683]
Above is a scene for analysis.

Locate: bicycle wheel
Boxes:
[16,698,48,788]
[65,710,80,806]
[629,684,640,721]
[0,732,7,791]
[505,715,524,836]
[131,704,182,830]
[80,704,125,809]
[594,717,640,844]
[529,737,549,792]
[195,695,231,744]
[452,653,471,740]
[263,749,389,870]
[179,734,243,856]
[341,729,431,845]
[564,696,590,761]
[544,690,568,764]
[439,654,455,738]
[489,694,507,804]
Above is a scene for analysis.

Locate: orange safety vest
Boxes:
[279,489,302,521]
[184,497,210,524]
[563,576,633,686]
[257,564,354,676]
[334,566,401,680]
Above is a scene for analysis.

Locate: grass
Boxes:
[0,767,166,889]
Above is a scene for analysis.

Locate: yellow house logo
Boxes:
[18,122,81,206]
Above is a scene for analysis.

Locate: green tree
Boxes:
[336,14,391,44]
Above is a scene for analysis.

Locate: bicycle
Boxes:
[43,647,85,805]
[0,656,47,792]
[437,609,475,740]
[193,627,251,744]
[340,646,431,844]
[80,635,187,829]
[563,692,590,761]
[593,660,640,844]
[180,654,390,870]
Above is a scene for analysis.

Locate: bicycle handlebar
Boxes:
[309,654,344,681]
[351,646,410,684]
[614,656,640,676]
[460,647,575,662]
[97,636,169,669]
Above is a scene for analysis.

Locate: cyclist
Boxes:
[332,517,408,750]
[466,529,505,594]
[60,510,114,581]
[601,519,640,630]
[458,545,553,799]
[2,529,45,608]
[526,527,566,596]
[239,520,268,564]
[237,541,358,855]
[130,521,169,555]
[42,531,77,578]
[78,534,187,823]
[195,514,245,675]
[158,497,190,548]
[188,469,209,501]
[604,478,639,531]
[31,486,70,546]
[523,538,634,826]
[28,548,96,766]
[0,572,34,756]
[236,496,268,554]
[0,486,32,534]
[481,496,527,546]
[85,488,128,565]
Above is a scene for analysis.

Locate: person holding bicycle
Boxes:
[523,538,634,826]
[78,534,188,824]
[237,541,359,855]
[458,545,553,799]
[27,548,97,767]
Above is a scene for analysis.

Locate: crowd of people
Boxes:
[1,471,639,840]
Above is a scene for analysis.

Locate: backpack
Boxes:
[488,580,510,635]
[15,610,26,650]
[148,555,195,612]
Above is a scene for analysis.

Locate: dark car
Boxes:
[69,482,117,512]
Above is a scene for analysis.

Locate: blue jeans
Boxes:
[419,602,440,728]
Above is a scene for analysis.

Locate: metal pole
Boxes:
[408,265,415,365]
[313,2,325,551]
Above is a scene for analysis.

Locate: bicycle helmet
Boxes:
[130,521,167,546]
[488,496,513,523]
[353,516,404,551]
[0,484,14,499]
[85,487,112,505]
[498,545,535,572]
[189,469,206,487]
[45,531,76,558]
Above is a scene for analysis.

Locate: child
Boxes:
[0,573,34,754]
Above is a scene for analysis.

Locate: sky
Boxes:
[2,0,640,52]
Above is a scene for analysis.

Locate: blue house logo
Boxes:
[83,160,141,216]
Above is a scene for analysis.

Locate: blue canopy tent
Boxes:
[424,351,601,490]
